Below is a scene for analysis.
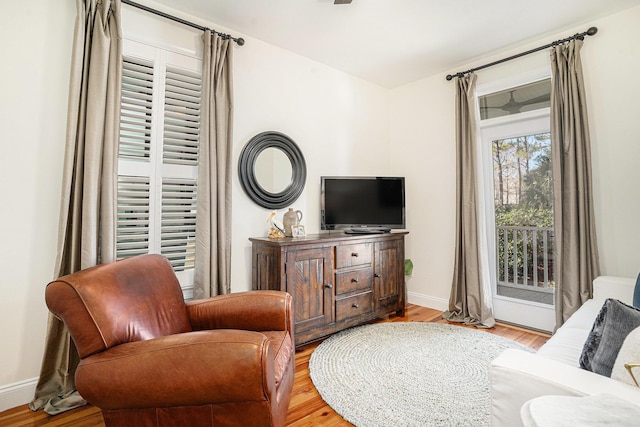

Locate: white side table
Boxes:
[521,394,640,427]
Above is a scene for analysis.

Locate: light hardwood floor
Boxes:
[0,304,550,426]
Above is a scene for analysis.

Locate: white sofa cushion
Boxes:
[560,299,604,329]
[521,394,640,427]
[593,276,635,305]
[536,299,602,366]
[536,327,590,367]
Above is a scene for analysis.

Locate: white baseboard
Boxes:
[407,291,448,312]
[0,378,37,412]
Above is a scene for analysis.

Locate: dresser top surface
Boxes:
[249,230,408,247]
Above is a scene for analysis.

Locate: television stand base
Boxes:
[344,228,391,235]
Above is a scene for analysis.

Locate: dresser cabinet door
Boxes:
[374,239,402,309]
[286,247,334,334]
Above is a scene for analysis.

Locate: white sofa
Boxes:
[490,276,640,427]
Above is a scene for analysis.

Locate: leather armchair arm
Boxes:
[75,329,275,410]
[186,290,293,334]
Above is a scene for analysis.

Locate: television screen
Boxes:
[321,176,405,233]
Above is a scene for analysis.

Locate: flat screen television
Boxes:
[321,176,406,234]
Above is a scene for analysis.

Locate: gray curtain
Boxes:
[30,0,121,414]
[194,31,234,298]
[550,39,600,327]
[443,73,496,328]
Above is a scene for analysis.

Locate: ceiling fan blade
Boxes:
[518,93,551,106]
[498,91,550,113]
[334,0,353,4]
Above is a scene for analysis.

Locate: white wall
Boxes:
[586,7,640,277]
[0,1,75,410]
[391,6,640,310]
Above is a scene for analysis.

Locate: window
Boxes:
[479,79,551,120]
[117,40,202,298]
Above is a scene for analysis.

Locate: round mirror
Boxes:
[254,147,293,194]
[238,131,306,209]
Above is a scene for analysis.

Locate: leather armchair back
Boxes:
[46,255,192,358]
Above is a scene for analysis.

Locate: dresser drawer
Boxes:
[335,267,372,295]
[336,291,372,322]
[335,243,372,268]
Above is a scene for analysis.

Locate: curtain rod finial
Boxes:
[587,27,598,36]
[445,72,467,81]
[237,38,245,46]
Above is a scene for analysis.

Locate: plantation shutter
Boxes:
[117,57,154,259]
[117,53,202,294]
[163,67,201,165]
[160,65,200,271]
[117,176,150,258]
[119,58,153,160]
[161,178,197,270]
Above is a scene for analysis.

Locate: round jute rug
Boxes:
[309,322,533,427]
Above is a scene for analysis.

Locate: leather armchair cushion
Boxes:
[76,329,280,409]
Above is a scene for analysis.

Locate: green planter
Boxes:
[404,259,413,276]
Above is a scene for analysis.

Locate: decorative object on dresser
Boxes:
[282,208,303,237]
[266,211,285,239]
[250,232,407,347]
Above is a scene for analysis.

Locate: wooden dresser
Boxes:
[250,232,408,347]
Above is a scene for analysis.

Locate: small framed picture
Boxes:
[292,225,306,238]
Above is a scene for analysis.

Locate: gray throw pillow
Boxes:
[580,298,640,377]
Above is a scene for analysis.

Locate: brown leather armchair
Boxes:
[45,254,295,427]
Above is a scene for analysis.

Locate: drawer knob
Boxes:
[351,252,359,257]
[374,273,381,278]
[352,303,359,308]
[325,283,333,289]
[351,278,359,283]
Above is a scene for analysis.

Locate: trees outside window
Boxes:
[492,132,554,299]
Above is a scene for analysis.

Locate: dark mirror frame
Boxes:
[238,131,307,209]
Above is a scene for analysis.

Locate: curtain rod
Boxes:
[445,26,597,81]
[121,0,245,46]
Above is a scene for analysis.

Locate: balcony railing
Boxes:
[496,225,555,294]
